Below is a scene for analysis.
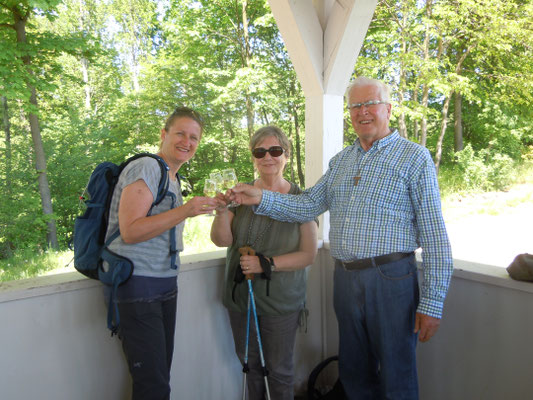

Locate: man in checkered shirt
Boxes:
[231,76,453,400]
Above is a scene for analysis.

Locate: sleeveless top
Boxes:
[223,181,311,316]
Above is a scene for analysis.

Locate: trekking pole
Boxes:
[242,291,251,400]
[246,278,271,400]
[238,246,271,400]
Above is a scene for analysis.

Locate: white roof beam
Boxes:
[269,0,378,96]
[324,0,377,95]
[268,0,324,96]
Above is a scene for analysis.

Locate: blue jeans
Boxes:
[118,295,177,400]
[334,255,419,400]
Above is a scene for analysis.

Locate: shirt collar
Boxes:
[353,129,399,151]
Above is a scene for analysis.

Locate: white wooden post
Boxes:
[268,0,378,241]
[305,95,344,241]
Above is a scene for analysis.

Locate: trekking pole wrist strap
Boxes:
[256,253,272,279]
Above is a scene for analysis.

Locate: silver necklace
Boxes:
[246,212,273,248]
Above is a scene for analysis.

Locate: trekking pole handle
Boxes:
[239,246,255,281]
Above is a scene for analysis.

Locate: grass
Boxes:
[440,162,533,221]
[181,215,222,255]
[0,248,74,282]
[0,216,221,283]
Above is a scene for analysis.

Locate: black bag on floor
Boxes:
[307,356,347,400]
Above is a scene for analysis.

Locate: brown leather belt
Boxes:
[339,252,414,271]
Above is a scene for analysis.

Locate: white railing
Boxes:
[416,259,533,400]
[1,250,532,400]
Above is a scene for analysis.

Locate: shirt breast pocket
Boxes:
[361,165,409,210]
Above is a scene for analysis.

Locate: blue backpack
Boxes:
[73,153,177,335]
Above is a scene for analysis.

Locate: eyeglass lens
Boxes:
[252,146,284,158]
[349,100,387,110]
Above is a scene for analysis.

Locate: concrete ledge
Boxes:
[0,250,228,304]
[3,244,531,304]
[451,258,533,294]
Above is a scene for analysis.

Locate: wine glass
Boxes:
[210,172,224,192]
[203,178,218,216]
[221,168,239,207]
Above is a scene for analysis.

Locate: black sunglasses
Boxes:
[252,146,285,159]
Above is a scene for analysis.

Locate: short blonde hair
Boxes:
[250,125,291,158]
[164,107,204,134]
[345,77,391,105]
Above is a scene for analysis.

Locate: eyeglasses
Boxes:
[348,100,389,110]
[252,146,285,159]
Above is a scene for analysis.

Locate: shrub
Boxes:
[453,144,514,191]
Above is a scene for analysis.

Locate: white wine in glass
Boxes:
[221,168,238,191]
[203,178,218,198]
[203,179,217,216]
[209,172,224,192]
[221,168,239,207]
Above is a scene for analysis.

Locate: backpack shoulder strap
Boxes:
[120,153,170,205]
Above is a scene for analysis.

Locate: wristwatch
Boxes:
[269,257,276,271]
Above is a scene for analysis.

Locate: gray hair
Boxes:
[250,125,291,159]
[345,77,391,104]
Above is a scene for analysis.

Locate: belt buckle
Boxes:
[341,259,361,270]
[340,258,373,271]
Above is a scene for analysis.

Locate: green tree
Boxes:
[0,0,63,249]
[355,0,532,174]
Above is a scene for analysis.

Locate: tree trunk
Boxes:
[287,124,295,182]
[13,7,59,249]
[397,3,408,138]
[454,91,463,152]
[398,97,407,138]
[435,44,472,170]
[1,96,12,194]
[222,106,237,164]
[131,44,140,92]
[434,95,451,173]
[260,108,269,126]
[241,0,254,139]
[81,57,91,110]
[291,105,304,186]
[413,84,419,141]
[78,0,91,111]
[419,0,433,148]
[420,87,429,147]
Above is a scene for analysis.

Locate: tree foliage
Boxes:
[0,0,531,257]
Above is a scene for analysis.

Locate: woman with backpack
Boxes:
[210,125,318,400]
[104,107,219,400]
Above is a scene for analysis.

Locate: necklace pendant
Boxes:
[354,176,361,186]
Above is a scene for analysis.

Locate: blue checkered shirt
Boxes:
[256,131,453,318]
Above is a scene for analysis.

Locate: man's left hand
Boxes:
[414,312,441,342]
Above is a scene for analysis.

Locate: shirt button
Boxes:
[345,218,350,223]
[351,196,355,200]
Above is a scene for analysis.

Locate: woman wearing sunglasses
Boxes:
[211,125,318,400]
